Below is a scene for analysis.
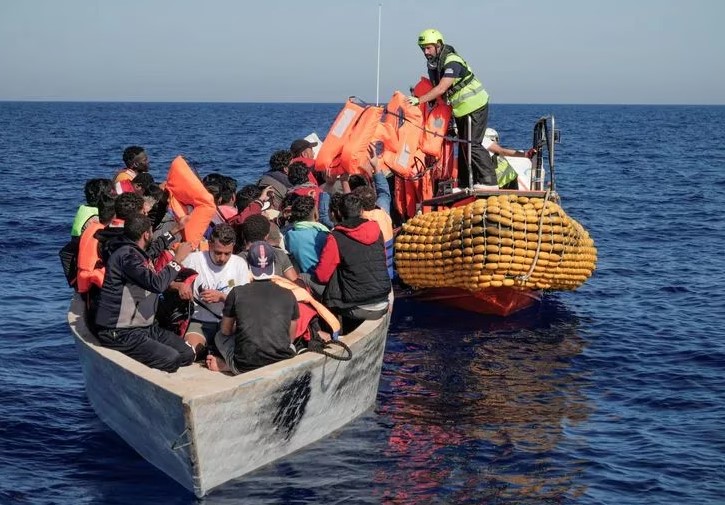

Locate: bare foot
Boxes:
[205,354,231,373]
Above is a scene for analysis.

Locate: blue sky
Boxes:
[1,0,723,104]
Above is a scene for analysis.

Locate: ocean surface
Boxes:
[1,101,724,505]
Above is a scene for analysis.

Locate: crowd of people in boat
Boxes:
[62,140,393,375]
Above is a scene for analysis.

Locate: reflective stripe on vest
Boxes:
[71,205,98,237]
[444,53,489,117]
[494,155,518,187]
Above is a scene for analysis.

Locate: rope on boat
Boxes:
[514,188,553,283]
[306,338,353,361]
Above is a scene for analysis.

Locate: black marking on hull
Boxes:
[273,371,312,441]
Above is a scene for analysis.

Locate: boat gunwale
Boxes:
[67,293,392,401]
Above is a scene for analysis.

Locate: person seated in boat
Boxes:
[61,178,116,288]
[313,193,391,332]
[257,150,293,209]
[115,146,149,193]
[130,172,155,196]
[206,241,298,374]
[94,214,197,373]
[143,183,173,233]
[284,196,329,281]
[76,193,117,317]
[172,223,250,356]
[71,178,115,238]
[482,128,537,190]
[353,185,394,279]
[274,191,301,232]
[229,184,275,238]
[203,173,238,223]
[287,162,333,229]
[239,214,298,282]
[94,192,145,258]
[288,162,321,203]
[290,138,326,184]
[289,139,317,171]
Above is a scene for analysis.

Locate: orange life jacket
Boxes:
[412,77,452,158]
[114,167,136,183]
[165,156,216,247]
[114,179,135,195]
[76,221,106,294]
[376,91,425,179]
[315,98,366,176]
[340,106,384,175]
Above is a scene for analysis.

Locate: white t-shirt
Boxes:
[182,251,250,322]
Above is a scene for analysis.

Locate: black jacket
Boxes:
[314,217,390,309]
[94,236,181,329]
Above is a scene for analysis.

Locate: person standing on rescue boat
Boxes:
[407,29,497,190]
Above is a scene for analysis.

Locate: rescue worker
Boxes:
[483,128,537,190]
[407,29,496,190]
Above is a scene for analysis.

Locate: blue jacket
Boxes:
[284,221,330,274]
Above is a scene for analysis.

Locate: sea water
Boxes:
[1,102,724,504]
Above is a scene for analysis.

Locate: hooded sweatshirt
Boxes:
[314,217,390,309]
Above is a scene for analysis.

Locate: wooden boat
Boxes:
[68,294,391,497]
[393,116,597,316]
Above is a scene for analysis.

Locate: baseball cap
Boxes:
[247,241,276,280]
[290,139,318,157]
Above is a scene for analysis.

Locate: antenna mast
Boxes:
[376,4,382,105]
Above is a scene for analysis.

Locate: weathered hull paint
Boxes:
[68,295,391,497]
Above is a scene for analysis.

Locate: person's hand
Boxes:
[173,241,194,263]
[525,148,538,159]
[200,289,225,303]
[366,144,381,171]
[172,281,193,300]
[407,96,420,106]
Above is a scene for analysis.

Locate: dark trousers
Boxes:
[455,104,496,187]
[97,324,195,373]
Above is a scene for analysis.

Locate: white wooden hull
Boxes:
[68,295,391,497]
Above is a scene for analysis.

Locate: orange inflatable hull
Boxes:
[407,286,542,317]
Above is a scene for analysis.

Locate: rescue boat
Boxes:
[394,116,596,316]
[316,98,597,316]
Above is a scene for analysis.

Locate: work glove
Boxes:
[407,96,420,106]
[525,148,537,159]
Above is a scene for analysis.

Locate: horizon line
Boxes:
[1,99,724,106]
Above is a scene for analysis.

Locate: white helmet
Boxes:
[484,128,499,143]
